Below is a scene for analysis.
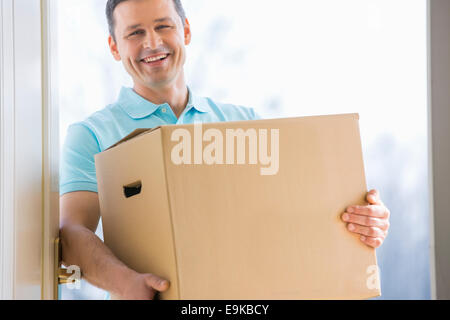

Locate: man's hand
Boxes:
[341,189,390,248]
[119,271,170,300]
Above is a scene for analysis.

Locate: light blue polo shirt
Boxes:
[60,87,261,196]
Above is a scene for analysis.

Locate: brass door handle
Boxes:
[58,267,74,284]
[54,238,82,286]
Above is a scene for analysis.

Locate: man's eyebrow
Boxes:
[125,24,143,32]
[154,17,175,24]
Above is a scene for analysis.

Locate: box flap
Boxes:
[105,114,359,151]
[106,127,162,151]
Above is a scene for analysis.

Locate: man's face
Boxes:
[109,0,191,89]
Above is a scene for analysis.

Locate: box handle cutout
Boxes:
[124,181,142,198]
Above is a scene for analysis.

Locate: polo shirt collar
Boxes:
[118,87,210,120]
[187,89,211,114]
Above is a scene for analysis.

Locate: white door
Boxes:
[0,0,60,300]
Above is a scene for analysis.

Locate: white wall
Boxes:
[428,0,450,300]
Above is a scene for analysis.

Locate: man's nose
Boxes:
[143,31,163,49]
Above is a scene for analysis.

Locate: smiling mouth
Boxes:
[140,54,170,64]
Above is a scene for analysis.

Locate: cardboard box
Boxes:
[95,114,381,300]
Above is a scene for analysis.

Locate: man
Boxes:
[60,0,391,300]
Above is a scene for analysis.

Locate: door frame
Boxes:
[41,0,60,301]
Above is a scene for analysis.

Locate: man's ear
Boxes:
[184,18,191,46]
[108,35,121,61]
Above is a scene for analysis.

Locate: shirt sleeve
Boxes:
[60,123,101,196]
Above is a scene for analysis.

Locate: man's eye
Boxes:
[156,25,171,30]
[129,30,144,36]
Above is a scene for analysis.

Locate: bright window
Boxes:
[58,0,429,299]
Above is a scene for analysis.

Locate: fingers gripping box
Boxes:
[95,114,381,300]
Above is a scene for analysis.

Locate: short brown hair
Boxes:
[106,0,186,41]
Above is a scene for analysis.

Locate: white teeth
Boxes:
[143,54,168,63]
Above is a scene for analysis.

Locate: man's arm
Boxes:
[59,191,170,299]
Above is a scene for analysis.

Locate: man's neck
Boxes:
[133,79,189,119]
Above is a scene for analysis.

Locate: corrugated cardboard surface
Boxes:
[96,130,180,299]
[95,114,381,300]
